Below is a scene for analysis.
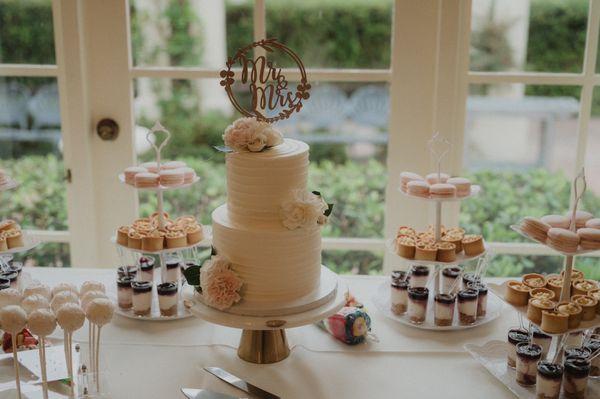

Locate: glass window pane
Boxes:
[0,0,55,64]
[582,87,600,216]
[324,249,383,275]
[130,0,253,68]
[470,0,588,73]
[461,84,580,244]
[266,0,393,68]
[19,243,70,268]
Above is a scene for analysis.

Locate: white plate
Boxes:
[488,281,600,336]
[465,340,600,398]
[118,173,199,192]
[372,281,504,331]
[399,184,481,202]
[111,235,211,255]
[511,224,600,256]
[0,235,40,256]
[386,238,488,266]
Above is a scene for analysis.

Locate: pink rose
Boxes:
[200,256,243,310]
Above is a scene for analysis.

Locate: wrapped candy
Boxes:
[319,306,372,345]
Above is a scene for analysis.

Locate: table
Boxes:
[15,268,519,398]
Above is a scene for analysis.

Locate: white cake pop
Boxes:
[80,281,105,297]
[28,308,57,337]
[0,305,27,333]
[52,283,79,298]
[86,298,114,326]
[50,291,79,313]
[0,288,23,309]
[81,290,107,311]
[21,294,50,315]
[56,303,85,332]
[23,283,52,301]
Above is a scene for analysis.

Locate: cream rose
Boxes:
[222,117,283,152]
[200,255,243,310]
[281,190,328,230]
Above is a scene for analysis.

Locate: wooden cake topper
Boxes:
[220,38,311,123]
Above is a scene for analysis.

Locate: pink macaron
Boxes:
[426,172,449,185]
[585,218,600,229]
[577,228,600,250]
[406,180,430,198]
[124,166,147,185]
[446,177,471,197]
[547,227,580,253]
[400,171,424,191]
[159,169,184,187]
[430,183,456,198]
[541,214,571,229]
[180,167,196,184]
[567,210,594,229]
[140,162,159,173]
[161,160,187,170]
[134,172,159,188]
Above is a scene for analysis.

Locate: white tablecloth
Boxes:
[14,268,517,398]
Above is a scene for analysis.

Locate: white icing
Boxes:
[390,287,407,305]
[409,275,428,288]
[434,301,455,320]
[158,293,178,310]
[408,300,427,320]
[458,299,477,316]
[536,375,561,398]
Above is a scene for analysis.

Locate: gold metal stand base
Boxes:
[237,329,291,364]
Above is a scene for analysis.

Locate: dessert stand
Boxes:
[112,122,208,321]
[184,268,347,364]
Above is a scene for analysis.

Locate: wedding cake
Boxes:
[199,118,336,316]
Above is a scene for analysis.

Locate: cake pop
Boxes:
[51,283,79,298]
[23,283,52,301]
[86,298,114,392]
[0,305,28,399]
[0,288,23,309]
[21,294,50,315]
[28,309,56,399]
[81,290,107,311]
[80,281,105,297]
[50,290,79,313]
[56,303,85,393]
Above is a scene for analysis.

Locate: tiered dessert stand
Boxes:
[374,133,503,330]
[112,122,210,321]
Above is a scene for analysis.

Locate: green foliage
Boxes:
[470,14,514,72]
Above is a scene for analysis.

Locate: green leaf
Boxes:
[324,203,334,217]
[312,190,321,196]
[183,265,200,286]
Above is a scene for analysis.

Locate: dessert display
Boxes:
[536,361,564,399]
[399,170,476,199]
[515,342,543,386]
[121,160,197,188]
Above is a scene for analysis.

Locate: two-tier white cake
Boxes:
[204,119,337,316]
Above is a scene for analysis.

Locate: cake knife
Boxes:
[204,367,280,399]
[181,388,245,399]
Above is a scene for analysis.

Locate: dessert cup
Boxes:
[414,243,437,261]
[583,339,600,378]
[395,236,416,258]
[157,282,178,317]
[530,287,556,301]
[546,275,564,299]
[571,295,598,321]
[563,357,591,399]
[0,270,18,289]
[564,347,591,362]
[462,273,481,290]
[531,326,552,358]
[390,279,409,315]
[556,302,583,329]
[441,266,461,295]
[164,259,181,283]
[436,242,456,262]
[185,224,203,245]
[4,229,23,248]
[131,281,153,316]
[9,262,22,275]
[116,276,134,309]
[462,234,484,256]
[407,287,429,324]
[457,289,478,325]
[139,261,154,282]
[523,273,547,289]
[391,270,409,282]
[572,279,598,297]
[409,265,430,288]
[467,281,488,318]
[117,265,137,279]
[507,328,529,368]
[127,231,143,250]
[515,342,542,386]
[0,277,10,291]
[434,293,455,326]
[442,234,463,254]
[541,310,569,334]
[536,361,563,399]
[527,297,557,325]
[165,231,187,248]
[141,231,165,251]
[505,280,531,307]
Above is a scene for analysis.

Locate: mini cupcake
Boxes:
[436,242,456,262]
[124,166,147,185]
[131,281,153,316]
[395,236,416,259]
[4,229,23,249]
[117,226,131,246]
[165,230,187,249]
[127,231,143,250]
[462,234,484,256]
[142,230,165,252]
[185,224,204,245]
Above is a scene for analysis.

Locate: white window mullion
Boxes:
[468,71,584,86]
[0,64,58,77]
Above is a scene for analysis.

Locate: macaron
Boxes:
[180,167,196,184]
[400,172,424,191]
[446,177,471,197]
[406,180,430,198]
[124,166,147,185]
[541,214,571,229]
[140,162,159,173]
[577,228,600,250]
[567,210,594,229]
[159,169,184,187]
[585,218,600,229]
[521,217,551,243]
[547,227,580,253]
[161,161,187,170]
[134,172,159,188]
[426,172,449,185]
[430,183,456,198]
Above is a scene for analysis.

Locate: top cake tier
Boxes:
[226,139,309,226]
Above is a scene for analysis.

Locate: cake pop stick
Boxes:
[28,308,57,399]
[80,290,106,372]
[56,303,85,395]
[86,298,114,393]
[0,305,28,399]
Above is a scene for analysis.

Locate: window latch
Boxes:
[65,169,72,183]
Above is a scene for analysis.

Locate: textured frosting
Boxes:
[226,139,309,225]
[212,204,321,305]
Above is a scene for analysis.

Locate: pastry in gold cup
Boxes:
[4,229,23,249]
[414,242,437,261]
[0,236,7,252]
[556,302,583,329]
[185,224,204,245]
[142,230,165,251]
[436,242,456,262]
[540,309,569,334]
[165,230,187,249]
[505,281,532,307]
[462,234,485,256]
[572,279,598,296]
[588,288,600,315]
[546,275,564,299]
[0,219,17,232]
[116,226,131,246]
[395,236,416,259]
[530,287,555,301]
[571,295,598,321]
[527,298,557,325]
[522,273,547,289]
[396,226,416,238]
[560,268,584,281]
[442,234,463,253]
[127,231,143,250]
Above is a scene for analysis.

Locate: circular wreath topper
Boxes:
[219,38,311,124]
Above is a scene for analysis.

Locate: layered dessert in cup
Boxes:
[157,282,178,316]
[563,357,591,399]
[536,361,563,399]
[467,281,488,318]
[462,273,481,290]
[0,277,9,291]
[441,267,461,295]
[164,258,181,283]
[391,270,409,282]
[564,347,591,363]
[407,287,429,324]
[409,265,429,288]
[0,270,18,289]
[515,342,542,386]
[531,326,552,358]
[434,293,455,326]
[457,288,478,325]
[138,257,155,282]
[390,278,409,315]
[583,339,599,377]
[131,281,153,316]
[507,328,529,368]
[117,265,137,279]
[116,275,134,309]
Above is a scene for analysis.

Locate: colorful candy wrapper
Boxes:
[317,292,372,345]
